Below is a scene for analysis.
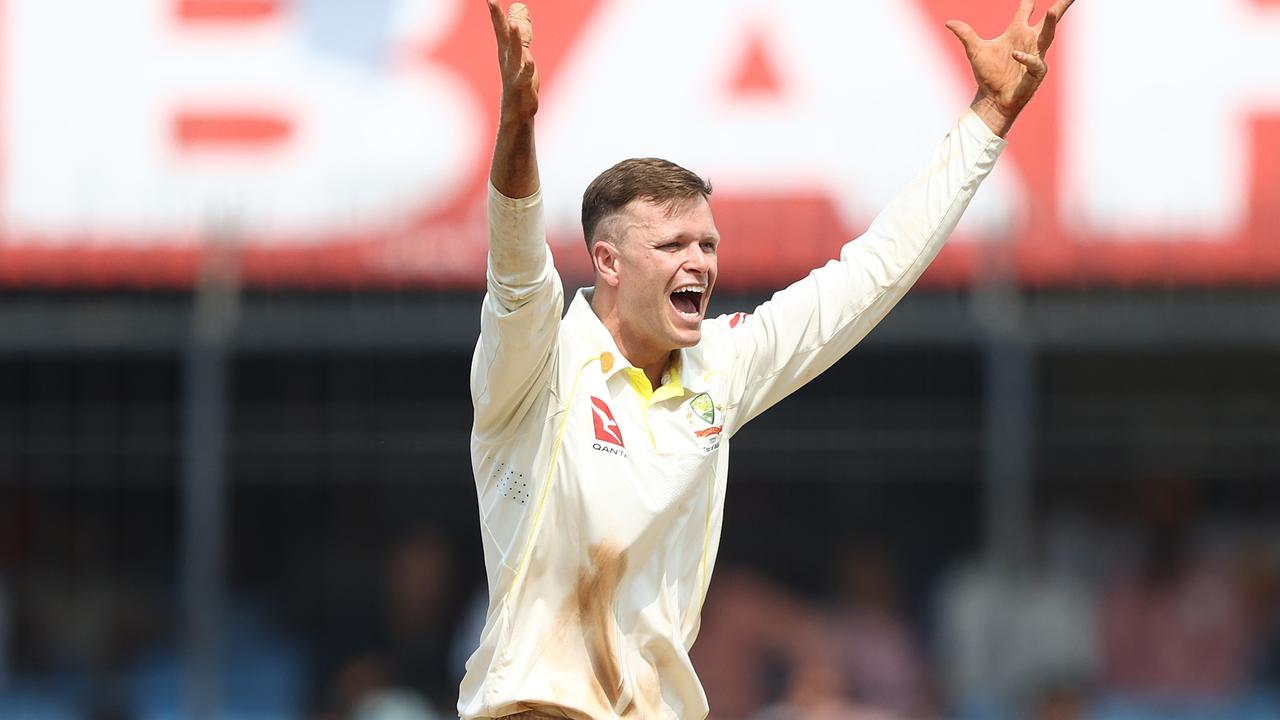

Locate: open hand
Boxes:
[486,0,539,123]
[946,0,1075,136]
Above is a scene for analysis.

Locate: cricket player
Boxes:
[462,1,1074,717]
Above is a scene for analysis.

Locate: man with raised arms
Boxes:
[462,1,1075,718]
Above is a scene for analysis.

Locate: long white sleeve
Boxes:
[724,111,1007,433]
[470,183,564,443]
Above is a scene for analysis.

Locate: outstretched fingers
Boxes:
[1047,0,1076,21]
[506,17,523,51]
[510,18,536,78]
[945,20,981,55]
[1038,0,1074,53]
[486,0,507,46]
[1017,0,1036,24]
[515,49,537,86]
[502,16,525,75]
[488,0,515,71]
[500,2,533,75]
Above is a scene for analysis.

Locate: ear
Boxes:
[593,240,622,288]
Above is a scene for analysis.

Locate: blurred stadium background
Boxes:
[2,0,1279,719]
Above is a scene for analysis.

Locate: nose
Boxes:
[681,243,709,274]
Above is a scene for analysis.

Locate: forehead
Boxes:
[616,196,718,240]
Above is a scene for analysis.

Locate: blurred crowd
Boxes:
[1,476,1278,720]
[696,477,1280,720]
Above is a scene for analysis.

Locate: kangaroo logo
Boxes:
[590,397,625,448]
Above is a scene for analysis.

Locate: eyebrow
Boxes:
[656,231,719,244]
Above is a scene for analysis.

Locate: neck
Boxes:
[634,351,674,390]
[590,289,672,389]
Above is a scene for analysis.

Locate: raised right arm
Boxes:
[487,0,539,200]
[472,1,563,442]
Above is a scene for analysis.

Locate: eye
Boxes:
[701,241,717,252]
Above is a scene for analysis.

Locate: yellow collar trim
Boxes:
[621,362,685,404]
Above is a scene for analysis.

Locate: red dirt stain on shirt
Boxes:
[524,542,670,719]
[573,543,628,710]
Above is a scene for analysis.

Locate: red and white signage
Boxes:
[1,0,1278,289]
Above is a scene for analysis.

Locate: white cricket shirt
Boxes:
[459,111,1005,719]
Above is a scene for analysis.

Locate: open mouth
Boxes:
[670,286,705,319]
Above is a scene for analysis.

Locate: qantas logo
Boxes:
[590,397,625,448]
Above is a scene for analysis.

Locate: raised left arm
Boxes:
[946,0,1077,137]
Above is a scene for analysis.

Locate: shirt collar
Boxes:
[565,287,706,400]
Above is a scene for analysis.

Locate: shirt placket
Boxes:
[620,367,684,455]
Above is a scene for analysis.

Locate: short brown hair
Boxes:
[581,158,712,250]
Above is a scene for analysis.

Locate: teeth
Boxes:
[674,285,705,294]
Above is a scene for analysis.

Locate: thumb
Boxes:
[1012,49,1048,79]
[508,2,533,47]
[945,20,980,53]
